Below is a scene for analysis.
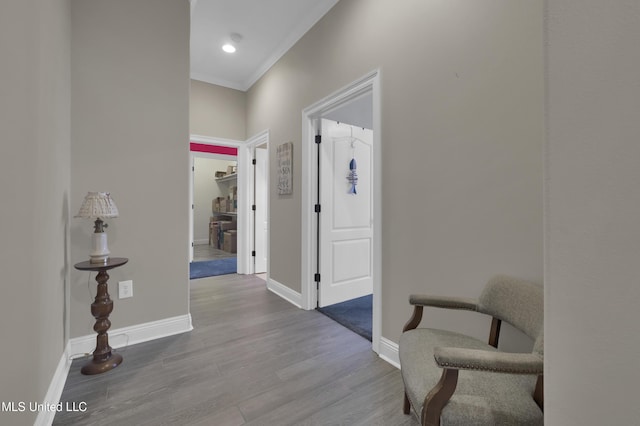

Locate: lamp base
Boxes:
[90,231,110,264]
[90,255,110,264]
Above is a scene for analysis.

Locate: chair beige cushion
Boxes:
[399,328,542,425]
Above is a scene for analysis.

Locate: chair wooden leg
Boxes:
[403,391,411,414]
[534,375,544,410]
[423,368,458,426]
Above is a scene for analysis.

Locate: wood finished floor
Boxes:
[193,243,236,261]
[54,274,418,426]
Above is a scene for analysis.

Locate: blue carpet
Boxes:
[317,294,372,341]
[190,258,237,279]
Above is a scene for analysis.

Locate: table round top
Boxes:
[74,257,128,271]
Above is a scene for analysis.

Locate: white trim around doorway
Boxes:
[300,70,382,354]
[242,129,270,277]
[189,134,247,272]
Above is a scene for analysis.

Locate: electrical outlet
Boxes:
[118,280,133,299]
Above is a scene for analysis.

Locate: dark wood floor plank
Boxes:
[54,274,419,426]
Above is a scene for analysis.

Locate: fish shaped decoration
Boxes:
[347,158,358,194]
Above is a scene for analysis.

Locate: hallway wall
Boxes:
[545,0,640,423]
[70,0,190,336]
[190,80,247,140]
[0,0,71,424]
[247,0,543,346]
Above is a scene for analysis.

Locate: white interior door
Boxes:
[254,146,268,273]
[189,155,194,262]
[318,119,373,307]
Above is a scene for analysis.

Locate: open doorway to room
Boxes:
[188,133,270,282]
[315,118,373,341]
[302,71,381,350]
[189,142,239,279]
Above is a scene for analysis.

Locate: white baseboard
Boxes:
[379,336,400,369]
[34,341,73,426]
[68,314,193,359]
[193,239,209,246]
[267,278,302,308]
[36,314,192,425]
[266,278,400,370]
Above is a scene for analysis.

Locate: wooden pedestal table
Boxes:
[74,257,128,375]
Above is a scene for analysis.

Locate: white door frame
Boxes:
[242,129,270,276]
[189,134,249,273]
[301,70,382,353]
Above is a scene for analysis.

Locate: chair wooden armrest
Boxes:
[403,295,478,332]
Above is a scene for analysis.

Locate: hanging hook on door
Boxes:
[347,126,358,194]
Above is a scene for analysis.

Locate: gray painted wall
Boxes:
[545,0,640,423]
[247,0,544,346]
[69,0,190,337]
[190,80,246,140]
[0,0,70,424]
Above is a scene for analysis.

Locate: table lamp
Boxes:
[75,192,119,264]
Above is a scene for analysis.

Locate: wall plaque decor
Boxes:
[277,142,293,195]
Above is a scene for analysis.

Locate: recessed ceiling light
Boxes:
[222,43,236,53]
[221,33,242,54]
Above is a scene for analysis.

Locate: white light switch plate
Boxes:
[118,280,133,299]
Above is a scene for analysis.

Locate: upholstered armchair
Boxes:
[399,275,544,425]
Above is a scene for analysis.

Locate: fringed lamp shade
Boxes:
[75,192,119,264]
[75,192,119,219]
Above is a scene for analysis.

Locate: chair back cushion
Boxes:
[478,275,543,354]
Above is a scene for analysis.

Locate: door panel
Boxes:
[254,147,268,273]
[319,119,373,307]
[332,239,371,283]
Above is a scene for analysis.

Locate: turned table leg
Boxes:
[81,269,123,375]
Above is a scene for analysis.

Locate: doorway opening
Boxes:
[189,138,242,280]
[301,70,381,351]
[190,144,239,279]
[188,133,269,281]
[316,119,373,341]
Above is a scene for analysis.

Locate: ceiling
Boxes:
[190,0,340,92]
